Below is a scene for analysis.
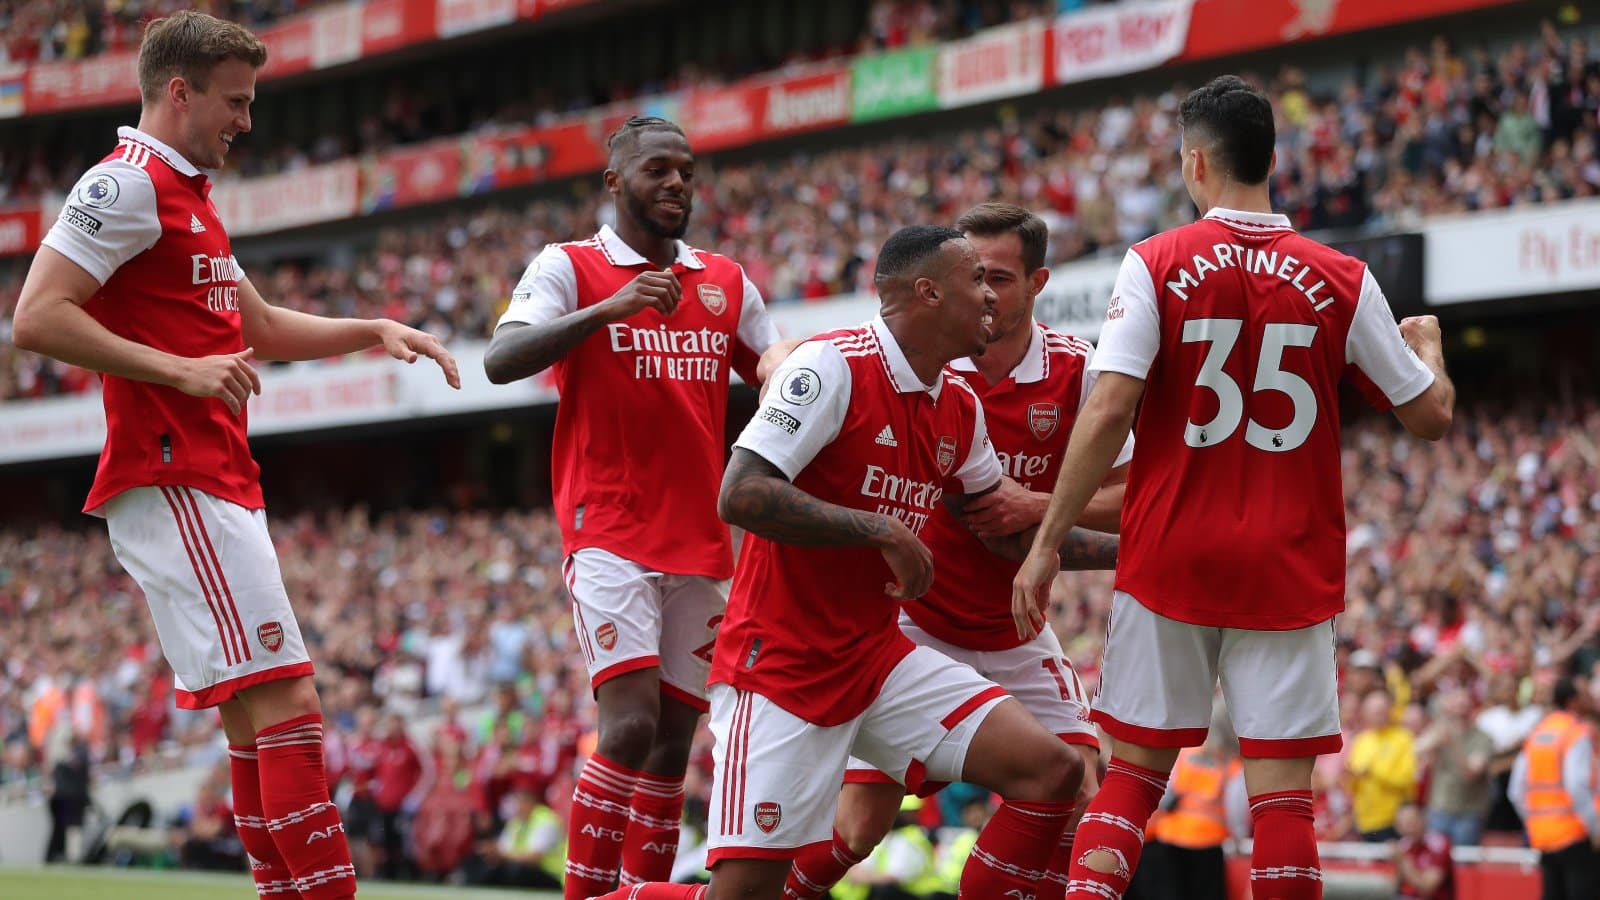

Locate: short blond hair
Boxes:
[138,11,268,104]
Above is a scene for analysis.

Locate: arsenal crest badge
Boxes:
[754,802,782,833]
[595,621,618,651]
[1028,403,1061,441]
[257,621,284,653]
[698,284,727,315]
[937,436,958,475]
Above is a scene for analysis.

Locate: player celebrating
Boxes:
[12,13,459,900]
[591,225,1125,900]
[783,203,1130,900]
[484,116,780,898]
[1013,75,1455,900]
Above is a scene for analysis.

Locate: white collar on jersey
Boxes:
[870,315,943,400]
[949,320,1048,385]
[116,126,203,178]
[595,224,707,270]
[1203,206,1294,231]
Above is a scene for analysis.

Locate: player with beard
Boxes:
[782,203,1128,900]
[484,116,781,899]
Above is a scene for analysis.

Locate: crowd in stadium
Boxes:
[2,398,1597,879]
[2,22,1598,402]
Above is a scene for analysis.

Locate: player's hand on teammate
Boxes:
[602,269,682,320]
[755,338,806,398]
[960,477,1047,538]
[376,320,462,389]
[1398,315,1442,351]
[875,514,933,600]
[174,347,261,415]
[1011,545,1060,640]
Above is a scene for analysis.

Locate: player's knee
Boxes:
[596,708,660,764]
[1007,736,1083,802]
[835,799,896,856]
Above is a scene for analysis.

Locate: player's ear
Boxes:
[168,76,189,109]
[1029,266,1050,297]
[1267,149,1277,178]
[602,167,621,197]
[913,275,939,307]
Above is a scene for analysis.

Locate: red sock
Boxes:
[229,744,296,897]
[961,799,1074,896]
[566,752,642,899]
[619,773,686,885]
[1037,826,1077,900]
[587,885,706,900]
[784,830,866,899]
[256,714,355,900]
[1064,757,1168,899]
[1249,791,1321,900]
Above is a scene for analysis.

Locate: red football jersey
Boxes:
[1093,208,1434,630]
[911,322,1132,651]
[1397,833,1455,900]
[497,226,778,579]
[41,128,259,513]
[710,317,1003,726]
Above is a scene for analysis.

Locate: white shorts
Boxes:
[1093,591,1342,758]
[845,613,1096,793]
[563,547,726,710]
[705,646,1006,864]
[104,485,311,710]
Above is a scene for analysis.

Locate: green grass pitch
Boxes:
[0,866,562,900]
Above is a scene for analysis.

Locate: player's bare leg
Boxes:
[706,856,796,899]
[1239,755,1320,900]
[1062,738,1176,900]
[619,692,704,886]
[1039,742,1102,900]
[236,676,355,900]
[568,668,672,897]
[783,781,904,899]
[954,698,1084,896]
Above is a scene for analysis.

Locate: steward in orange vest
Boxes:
[1140,741,1244,900]
[1509,676,1599,900]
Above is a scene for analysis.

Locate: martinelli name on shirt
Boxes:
[1164,242,1335,312]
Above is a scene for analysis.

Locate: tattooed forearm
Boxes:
[1057,527,1118,571]
[718,449,892,547]
[483,306,614,384]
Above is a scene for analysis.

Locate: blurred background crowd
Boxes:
[2,21,1598,401]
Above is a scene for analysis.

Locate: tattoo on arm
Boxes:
[1057,527,1118,571]
[483,306,613,383]
[719,449,891,547]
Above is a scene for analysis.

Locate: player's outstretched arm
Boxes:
[1393,315,1454,441]
[484,270,681,383]
[719,447,933,599]
[14,247,263,414]
[238,278,460,387]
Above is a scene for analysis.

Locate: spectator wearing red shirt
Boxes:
[1394,802,1455,900]
[372,713,428,880]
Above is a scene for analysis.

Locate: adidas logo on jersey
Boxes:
[190,213,206,233]
[874,425,897,447]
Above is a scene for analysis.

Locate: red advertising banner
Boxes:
[681,84,763,152]
[364,0,435,56]
[25,51,138,113]
[0,207,42,257]
[437,0,518,38]
[210,161,362,237]
[760,66,852,137]
[262,17,316,78]
[363,141,464,212]
[1181,0,1516,61]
